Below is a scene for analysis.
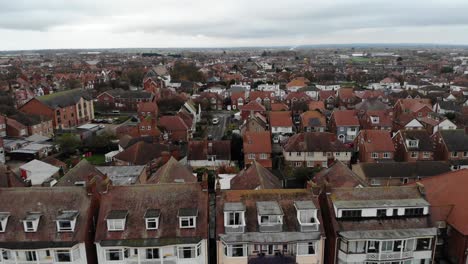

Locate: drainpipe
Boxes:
[334,236,339,264]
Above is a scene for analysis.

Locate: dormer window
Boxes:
[178,208,198,229]
[224,203,246,233]
[0,212,10,232]
[144,209,160,230]
[56,210,79,232]
[23,212,42,232]
[257,201,283,232]
[406,139,419,148]
[370,116,380,124]
[106,210,128,231]
[294,201,319,232]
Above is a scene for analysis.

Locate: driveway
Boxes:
[206,112,231,140]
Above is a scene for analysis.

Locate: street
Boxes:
[206,112,232,140]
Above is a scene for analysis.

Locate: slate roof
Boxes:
[439,129,468,151]
[103,89,153,99]
[36,89,92,109]
[399,130,434,151]
[95,183,208,246]
[313,161,366,188]
[0,187,92,249]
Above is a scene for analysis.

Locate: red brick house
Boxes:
[243,131,272,168]
[393,129,435,162]
[137,101,159,118]
[413,170,468,264]
[137,116,161,139]
[195,92,224,111]
[355,129,395,162]
[96,89,154,111]
[359,110,393,131]
[432,129,468,170]
[158,115,191,142]
[394,98,433,119]
[9,113,54,137]
[5,117,28,137]
[19,89,94,129]
[239,101,266,120]
[230,91,247,110]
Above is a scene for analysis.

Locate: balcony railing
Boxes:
[366,251,413,261]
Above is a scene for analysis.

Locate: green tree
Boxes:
[57,133,81,155]
[126,68,145,87]
[170,62,205,82]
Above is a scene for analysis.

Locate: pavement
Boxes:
[206,112,231,140]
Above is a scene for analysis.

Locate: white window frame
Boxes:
[383,152,391,159]
[224,244,246,258]
[247,153,255,160]
[423,152,430,158]
[259,153,267,160]
[57,220,75,232]
[145,248,160,259]
[297,242,316,256]
[179,216,196,228]
[371,152,378,159]
[107,219,125,231]
[145,218,159,230]
[410,151,418,158]
[105,249,123,261]
[177,244,200,259]
[225,211,245,227]
[55,249,72,262]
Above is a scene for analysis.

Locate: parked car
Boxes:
[212,117,220,125]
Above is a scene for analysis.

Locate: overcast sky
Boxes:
[1,0,468,50]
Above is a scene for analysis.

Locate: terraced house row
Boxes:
[1,169,466,264]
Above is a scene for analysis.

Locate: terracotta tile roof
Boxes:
[240,101,266,112]
[269,111,293,127]
[230,161,282,190]
[412,169,468,235]
[270,103,289,111]
[338,88,355,100]
[243,131,272,153]
[147,157,196,184]
[0,187,92,248]
[332,110,360,126]
[285,91,310,101]
[314,161,366,188]
[56,159,105,186]
[286,77,310,88]
[158,115,189,131]
[364,110,393,127]
[284,132,351,152]
[95,183,208,246]
[319,90,336,100]
[113,141,180,165]
[308,101,325,111]
[354,161,451,179]
[249,91,273,100]
[358,130,395,152]
[301,111,326,127]
[138,101,158,113]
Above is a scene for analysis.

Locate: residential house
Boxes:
[0,116,6,137]
[137,116,161,139]
[19,159,60,186]
[323,186,437,264]
[243,131,272,168]
[393,130,435,162]
[113,141,181,166]
[359,110,393,131]
[283,132,352,168]
[286,77,310,92]
[229,160,282,190]
[413,170,468,264]
[147,157,197,184]
[285,92,311,108]
[394,98,433,120]
[137,101,159,119]
[418,114,457,135]
[355,130,395,163]
[8,113,54,137]
[313,160,366,188]
[195,92,224,111]
[0,187,96,264]
[94,183,209,264]
[187,140,232,169]
[330,110,360,143]
[239,101,266,121]
[337,88,358,109]
[319,90,337,110]
[96,89,154,111]
[432,129,468,170]
[231,92,247,110]
[352,161,451,186]
[19,89,94,129]
[158,115,191,142]
[0,138,4,164]
[95,165,148,185]
[300,111,327,132]
[5,117,28,137]
[240,113,268,135]
[216,189,325,264]
[433,100,462,114]
[249,91,275,109]
[269,111,293,138]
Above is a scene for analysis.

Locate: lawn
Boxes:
[85,154,106,165]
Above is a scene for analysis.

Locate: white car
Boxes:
[212,118,220,125]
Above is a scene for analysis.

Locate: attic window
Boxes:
[56,210,79,232]
[0,212,10,233]
[407,139,419,148]
[144,209,160,230]
[178,208,198,229]
[370,116,380,124]
[106,210,128,231]
[294,201,319,231]
[23,212,42,232]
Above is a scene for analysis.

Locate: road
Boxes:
[206,112,231,140]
